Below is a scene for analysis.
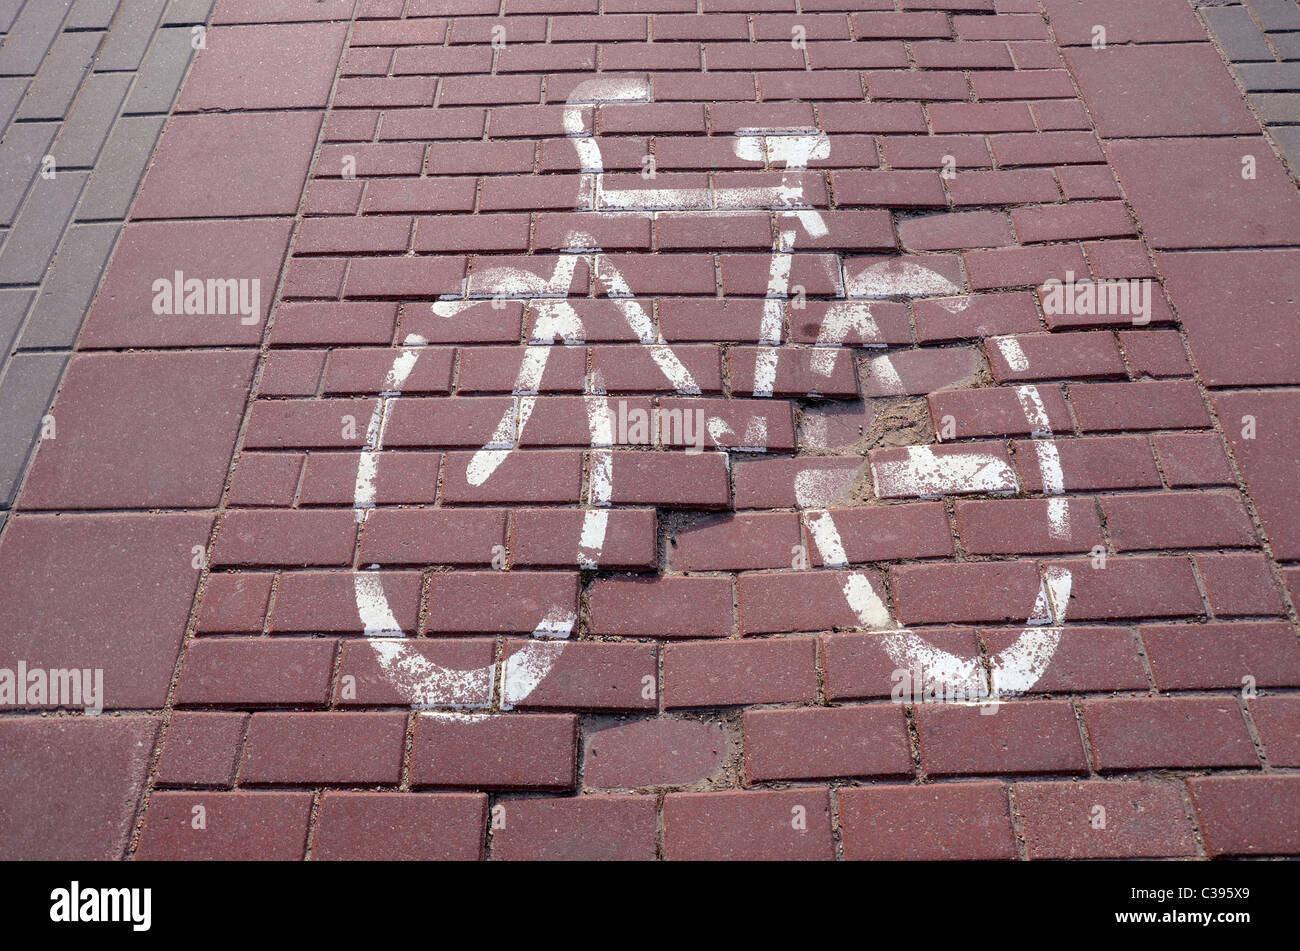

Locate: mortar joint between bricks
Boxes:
[302,790,324,862]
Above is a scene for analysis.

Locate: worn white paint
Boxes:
[733,136,765,163]
[993,336,1030,372]
[600,183,713,211]
[588,445,614,505]
[793,208,829,238]
[430,300,483,319]
[843,573,894,629]
[845,259,961,299]
[578,509,610,569]
[793,466,858,508]
[812,301,884,375]
[879,631,985,697]
[530,299,585,344]
[705,415,769,452]
[370,638,494,709]
[501,641,566,708]
[804,509,847,567]
[1014,385,1068,538]
[988,628,1061,696]
[355,572,402,636]
[742,415,768,451]
[751,347,780,398]
[1013,384,1052,437]
[1043,464,1069,538]
[872,445,1019,498]
[765,132,830,169]
[866,354,904,395]
[712,184,806,209]
[466,402,516,486]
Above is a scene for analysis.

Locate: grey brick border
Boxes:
[1194,0,1300,177]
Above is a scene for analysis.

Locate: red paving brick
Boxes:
[20,352,257,510]
[744,704,913,781]
[241,712,409,785]
[1042,0,1207,45]
[1250,696,1300,767]
[1014,780,1198,859]
[0,514,212,710]
[917,701,1089,777]
[133,112,324,219]
[1067,44,1260,138]
[663,788,835,861]
[1160,251,1300,388]
[1142,622,1300,690]
[585,716,727,788]
[1187,776,1300,857]
[840,782,1018,860]
[0,717,160,860]
[1082,697,1259,771]
[177,23,350,112]
[1214,389,1300,560]
[490,794,658,861]
[136,792,313,861]
[1106,137,1300,249]
[411,713,579,790]
[4,0,1299,863]
[80,219,293,348]
[154,713,248,788]
[313,792,487,861]
[502,640,658,711]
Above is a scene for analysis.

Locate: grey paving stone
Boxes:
[0,352,67,507]
[0,171,88,284]
[50,71,130,168]
[1234,60,1300,89]
[1251,91,1300,121]
[73,114,164,221]
[0,75,26,127]
[0,510,7,532]
[0,287,34,355]
[0,1,74,75]
[19,222,117,349]
[93,0,165,71]
[123,27,193,114]
[0,0,24,34]
[1247,0,1300,32]
[162,0,215,26]
[1273,31,1300,59]
[0,122,57,227]
[67,0,121,31]
[1203,5,1279,60]
[1269,123,1300,171]
[16,30,102,121]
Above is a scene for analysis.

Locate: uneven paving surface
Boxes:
[1,0,1298,861]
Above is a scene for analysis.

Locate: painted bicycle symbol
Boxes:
[350,78,1075,709]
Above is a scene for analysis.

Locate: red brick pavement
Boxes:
[1,0,1298,861]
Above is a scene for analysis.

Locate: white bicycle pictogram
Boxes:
[350,78,1075,710]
